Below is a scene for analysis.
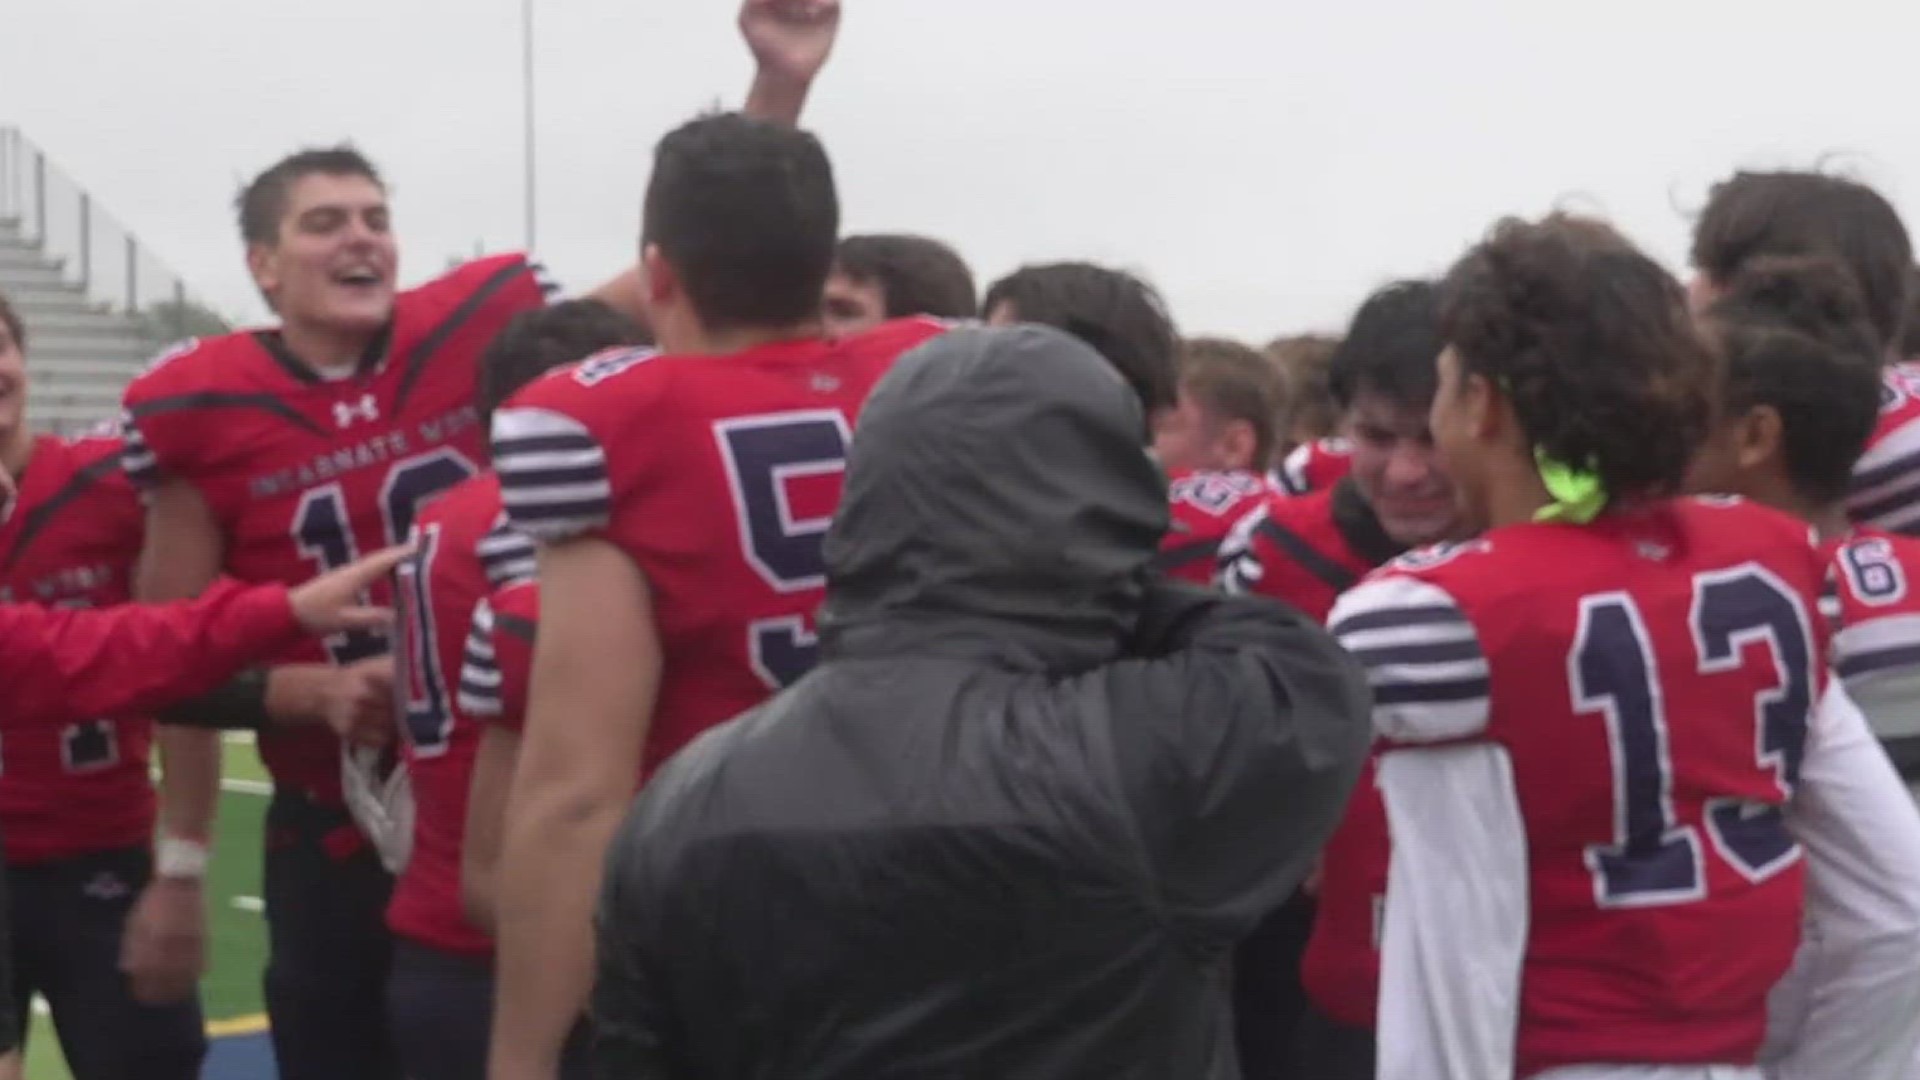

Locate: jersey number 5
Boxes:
[293,448,479,665]
[1571,566,1815,909]
[714,410,853,690]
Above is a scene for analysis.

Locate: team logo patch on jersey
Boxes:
[333,393,381,429]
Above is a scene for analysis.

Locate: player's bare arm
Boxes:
[123,478,225,1005]
[459,724,520,933]
[490,537,662,1079]
[741,0,842,125]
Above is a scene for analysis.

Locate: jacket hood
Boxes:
[820,325,1169,667]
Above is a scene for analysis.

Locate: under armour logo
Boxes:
[83,872,129,902]
[333,394,380,428]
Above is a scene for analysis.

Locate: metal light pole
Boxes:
[522,0,537,253]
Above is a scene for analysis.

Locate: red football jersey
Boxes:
[1155,469,1269,585]
[459,578,538,733]
[1849,362,1920,535]
[1216,479,1396,615]
[387,472,530,955]
[0,431,153,864]
[119,254,552,801]
[492,317,946,779]
[1271,436,1354,497]
[1216,477,1405,1029]
[1336,498,1827,1075]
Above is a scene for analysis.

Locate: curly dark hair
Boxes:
[1440,213,1717,504]
[1706,256,1883,507]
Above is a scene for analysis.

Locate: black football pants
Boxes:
[387,939,595,1080]
[262,789,400,1080]
[7,845,206,1080]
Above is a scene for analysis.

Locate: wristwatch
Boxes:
[155,836,210,881]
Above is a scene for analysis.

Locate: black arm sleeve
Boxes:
[154,667,270,730]
[1103,582,1372,939]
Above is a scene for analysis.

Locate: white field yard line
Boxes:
[219,778,272,796]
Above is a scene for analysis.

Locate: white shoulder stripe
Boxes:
[456,600,505,717]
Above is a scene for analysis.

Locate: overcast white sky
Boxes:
[2,0,1917,339]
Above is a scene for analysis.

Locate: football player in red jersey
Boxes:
[0,293,200,1079]
[1686,170,1920,534]
[1687,258,1920,788]
[385,301,644,1080]
[1214,278,1456,1080]
[116,156,572,1079]
[485,6,897,1074]
[1341,213,1920,1080]
[120,11,829,1074]
[1153,339,1283,584]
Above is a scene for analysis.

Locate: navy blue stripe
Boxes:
[128,391,326,437]
[1,453,124,573]
[1851,484,1920,529]
[1372,677,1491,706]
[495,432,598,455]
[1854,444,1920,493]
[1332,604,1469,637]
[395,260,532,411]
[495,612,537,643]
[1838,643,1920,679]
[1350,639,1484,667]
[1255,517,1358,595]
[499,464,605,489]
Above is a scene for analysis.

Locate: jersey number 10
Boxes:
[292,448,479,666]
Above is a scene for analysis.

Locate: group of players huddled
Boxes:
[0,1,1919,1078]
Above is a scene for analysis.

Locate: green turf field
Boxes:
[26,733,272,1080]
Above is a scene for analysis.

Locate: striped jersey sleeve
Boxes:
[491,405,610,542]
[477,512,537,588]
[457,580,539,726]
[1328,574,1490,744]
[118,413,162,491]
[1215,501,1270,595]
[456,599,503,718]
[1850,369,1920,535]
[116,338,206,491]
